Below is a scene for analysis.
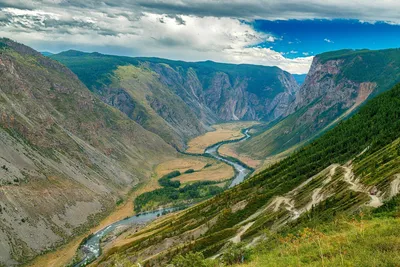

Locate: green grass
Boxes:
[240,217,400,267]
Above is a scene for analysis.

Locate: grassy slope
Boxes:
[239,215,400,266]
[97,80,400,265]
[111,65,205,147]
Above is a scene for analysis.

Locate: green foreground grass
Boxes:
[239,216,400,267]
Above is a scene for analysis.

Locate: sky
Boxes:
[1,1,400,74]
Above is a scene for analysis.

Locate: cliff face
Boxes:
[0,39,175,265]
[51,53,300,149]
[236,48,400,160]
[149,61,299,123]
[284,56,376,134]
[286,57,373,117]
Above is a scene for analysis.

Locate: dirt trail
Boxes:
[390,175,400,198]
[304,188,324,211]
[230,222,255,244]
[342,164,383,208]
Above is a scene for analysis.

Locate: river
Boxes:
[74,128,253,266]
[205,128,252,187]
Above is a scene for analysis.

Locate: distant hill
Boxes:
[40,51,53,56]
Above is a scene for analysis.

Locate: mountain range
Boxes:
[0,38,400,266]
[51,51,299,149]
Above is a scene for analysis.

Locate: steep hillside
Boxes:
[51,52,299,149]
[0,39,175,265]
[235,48,400,160]
[96,82,400,266]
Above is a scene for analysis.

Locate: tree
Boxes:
[220,243,252,265]
[171,252,208,267]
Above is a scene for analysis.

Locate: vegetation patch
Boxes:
[134,171,225,212]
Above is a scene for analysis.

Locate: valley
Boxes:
[94,82,400,267]
[27,121,256,267]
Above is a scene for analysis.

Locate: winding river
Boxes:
[205,128,252,188]
[74,128,253,266]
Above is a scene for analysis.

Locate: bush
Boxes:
[171,252,208,267]
[159,171,181,188]
[220,243,252,265]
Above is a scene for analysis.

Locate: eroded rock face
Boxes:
[150,63,299,123]
[286,57,376,132]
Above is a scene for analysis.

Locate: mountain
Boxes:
[0,39,176,265]
[51,52,299,149]
[98,81,400,266]
[235,48,400,160]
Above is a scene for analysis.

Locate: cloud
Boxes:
[135,0,400,24]
[324,38,334,43]
[11,1,388,73]
[223,46,313,74]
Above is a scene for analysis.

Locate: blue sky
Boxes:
[1,1,400,74]
[253,19,400,58]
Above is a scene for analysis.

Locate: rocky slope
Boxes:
[51,52,299,149]
[235,48,400,160]
[0,39,175,266]
[95,82,400,267]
